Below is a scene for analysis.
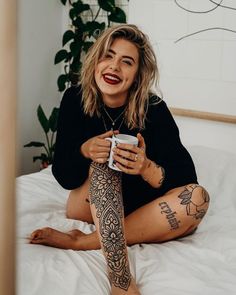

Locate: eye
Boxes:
[105,53,113,59]
[123,59,132,66]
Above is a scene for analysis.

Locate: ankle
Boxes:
[111,277,140,295]
[75,232,101,251]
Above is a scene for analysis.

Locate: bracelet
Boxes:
[142,160,156,182]
[142,160,165,186]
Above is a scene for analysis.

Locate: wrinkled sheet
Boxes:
[16,146,236,295]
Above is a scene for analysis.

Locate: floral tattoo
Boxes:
[178,184,210,219]
[89,162,131,291]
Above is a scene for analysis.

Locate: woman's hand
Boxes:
[113,133,150,175]
[80,130,118,163]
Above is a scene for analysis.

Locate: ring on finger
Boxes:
[134,154,138,162]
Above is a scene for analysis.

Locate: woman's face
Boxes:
[95,38,139,107]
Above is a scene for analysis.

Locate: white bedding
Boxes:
[16,146,236,295]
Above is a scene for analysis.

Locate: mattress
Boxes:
[16,146,236,295]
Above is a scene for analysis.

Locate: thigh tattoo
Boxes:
[89,162,131,291]
[159,202,181,230]
[178,184,210,220]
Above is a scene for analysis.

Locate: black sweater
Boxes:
[52,86,197,216]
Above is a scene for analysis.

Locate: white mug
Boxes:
[106,134,138,171]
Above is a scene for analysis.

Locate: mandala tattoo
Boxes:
[89,162,131,291]
[178,184,210,219]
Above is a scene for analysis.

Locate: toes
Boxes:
[29,227,52,243]
[30,229,43,240]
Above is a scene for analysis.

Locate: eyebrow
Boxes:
[108,49,136,63]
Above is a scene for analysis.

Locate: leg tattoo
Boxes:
[159,201,180,230]
[178,184,210,219]
[89,162,131,291]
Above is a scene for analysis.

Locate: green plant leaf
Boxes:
[98,0,115,12]
[70,41,82,57]
[49,108,59,132]
[108,7,126,23]
[72,16,84,28]
[57,74,68,92]
[93,22,106,39]
[69,70,80,85]
[73,2,90,14]
[70,60,82,73]
[69,8,77,20]
[24,141,45,148]
[84,21,105,38]
[83,41,94,53]
[62,30,75,46]
[37,105,49,134]
[54,49,68,64]
[51,143,56,151]
[65,52,72,63]
[60,0,67,5]
[33,153,49,163]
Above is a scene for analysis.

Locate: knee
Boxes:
[183,183,210,221]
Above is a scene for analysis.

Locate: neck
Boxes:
[102,94,127,108]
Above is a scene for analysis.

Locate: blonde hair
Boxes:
[80,24,159,130]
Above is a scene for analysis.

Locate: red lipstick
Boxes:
[103,73,121,85]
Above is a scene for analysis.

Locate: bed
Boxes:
[16,145,236,295]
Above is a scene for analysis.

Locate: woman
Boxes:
[30,24,210,295]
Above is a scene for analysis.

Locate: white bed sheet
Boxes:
[16,146,236,295]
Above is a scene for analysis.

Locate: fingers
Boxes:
[113,147,137,162]
[137,133,146,150]
[95,142,111,151]
[113,134,147,175]
[114,162,136,175]
[113,153,136,169]
[97,138,111,148]
[98,129,119,139]
[115,143,141,154]
[93,152,110,163]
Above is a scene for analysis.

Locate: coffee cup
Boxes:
[106,134,138,171]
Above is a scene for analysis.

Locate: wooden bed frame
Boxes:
[170,107,236,125]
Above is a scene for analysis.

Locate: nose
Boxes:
[109,59,120,71]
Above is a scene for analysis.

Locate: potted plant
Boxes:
[24,0,127,168]
[55,0,127,91]
[24,105,59,169]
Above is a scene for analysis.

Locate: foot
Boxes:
[29,227,85,250]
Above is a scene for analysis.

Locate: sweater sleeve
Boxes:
[147,100,198,191]
[52,86,91,190]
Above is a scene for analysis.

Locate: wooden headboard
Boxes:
[170,107,236,125]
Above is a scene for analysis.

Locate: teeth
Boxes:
[104,75,120,81]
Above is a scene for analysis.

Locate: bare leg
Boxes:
[30,183,209,250]
[89,162,140,294]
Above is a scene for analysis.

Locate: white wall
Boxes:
[17,0,63,175]
[17,0,129,176]
[129,0,236,155]
[175,116,236,155]
[18,0,235,176]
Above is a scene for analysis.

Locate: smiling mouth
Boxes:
[103,74,121,85]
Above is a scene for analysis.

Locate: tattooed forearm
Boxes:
[159,201,180,230]
[178,184,210,220]
[89,162,131,291]
[157,165,165,186]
